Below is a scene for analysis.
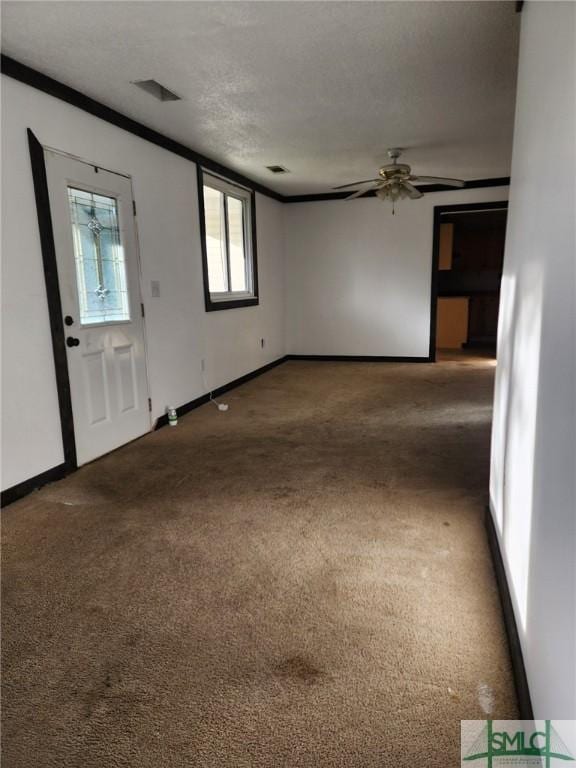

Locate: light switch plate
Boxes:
[151,280,160,297]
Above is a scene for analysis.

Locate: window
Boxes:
[198,169,258,311]
[67,187,130,325]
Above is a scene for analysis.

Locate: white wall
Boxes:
[0,73,509,492]
[490,2,575,718]
[1,76,285,491]
[284,187,508,357]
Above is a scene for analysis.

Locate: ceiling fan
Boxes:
[334,148,465,212]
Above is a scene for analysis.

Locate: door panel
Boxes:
[45,151,151,465]
[83,350,109,425]
[114,345,137,413]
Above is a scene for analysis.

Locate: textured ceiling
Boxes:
[1,1,520,194]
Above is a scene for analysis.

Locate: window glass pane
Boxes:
[67,188,130,325]
[203,185,228,292]
[227,196,247,292]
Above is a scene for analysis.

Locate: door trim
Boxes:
[429,200,509,361]
[27,129,151,472]
[28,128,78,470]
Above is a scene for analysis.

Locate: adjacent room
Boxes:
[434,206,507,357]
[1,2,574,766]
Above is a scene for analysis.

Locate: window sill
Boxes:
[205,295,259,312]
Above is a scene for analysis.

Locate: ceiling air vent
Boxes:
[266,165,289,174]
[132,79,181,102]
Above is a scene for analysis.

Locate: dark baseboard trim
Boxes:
[485,507,534,719]
[1,353,433,505]
[285,354,431,363]
[1,463,68,508]
[156,353,431,428]
[2,359,288,506]
[155,356,288,428]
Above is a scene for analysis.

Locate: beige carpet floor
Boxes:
[2,356,517,767]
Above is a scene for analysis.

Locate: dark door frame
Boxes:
[428,200,509,361]
[27,130,152,478]
[28,128,78,472]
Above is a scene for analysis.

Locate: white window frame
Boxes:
[200,170,258,310]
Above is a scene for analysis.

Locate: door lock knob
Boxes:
[66,336,80,348]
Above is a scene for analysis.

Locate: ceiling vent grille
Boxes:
[266,165,289,174]
[132,79,181,102]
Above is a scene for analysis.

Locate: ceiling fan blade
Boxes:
[333,179,380,190]
[346,184,379,200]
[402,181,424,200]
[411,175,465,188]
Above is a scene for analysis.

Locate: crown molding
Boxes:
[2,54,510,205]
[283,177,510,203]
[1,54,284,202]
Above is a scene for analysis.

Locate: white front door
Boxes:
[45,150,151,466]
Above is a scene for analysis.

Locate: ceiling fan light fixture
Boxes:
[376,182,410,202]
[337,149,464,211]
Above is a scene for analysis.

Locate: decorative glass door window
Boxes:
[67,187,131,324]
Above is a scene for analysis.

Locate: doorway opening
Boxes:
[429,201,508,361]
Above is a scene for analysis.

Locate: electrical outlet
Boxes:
[151,280,160,297]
